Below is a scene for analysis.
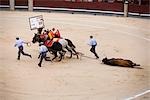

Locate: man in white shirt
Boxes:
[14,37,32,60]
[88,36,99,59]
[38,42,51,67]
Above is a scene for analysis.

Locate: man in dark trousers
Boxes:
[38,42,51,67]
[14,37,32,60]
[88,36,99,59]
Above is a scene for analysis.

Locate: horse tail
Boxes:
[65,38,76,48]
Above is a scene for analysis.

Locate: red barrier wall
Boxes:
[0,0,9,5]
[0,0,149,14]
[15,0,28,6]
[129,4,149,14]
[33,1,123,12]
[0,0,28,6]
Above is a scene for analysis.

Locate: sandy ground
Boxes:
[0,11,150,100]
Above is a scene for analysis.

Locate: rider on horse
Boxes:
[40,28,61,48]
[51,28,61,38]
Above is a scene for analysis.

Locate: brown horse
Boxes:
[102,57,140,68]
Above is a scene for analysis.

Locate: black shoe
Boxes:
[38,63,41,67]
[17,58,20,60]
[96,57,99,59]
[29,55,32,58]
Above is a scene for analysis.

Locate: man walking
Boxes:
[88,36,99,59]
[14,37,32,60]
[38,42,51,67]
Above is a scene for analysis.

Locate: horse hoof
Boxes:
[38,64,41,67]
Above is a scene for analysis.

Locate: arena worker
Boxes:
[88,35,99,59]
[14,37,32,60]
[38,42,51,67]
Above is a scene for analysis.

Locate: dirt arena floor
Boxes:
[0,11,149,100]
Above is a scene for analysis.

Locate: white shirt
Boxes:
[15,39,24,47]
[88,38,97,46]
[39,45,48,53]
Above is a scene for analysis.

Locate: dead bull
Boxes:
[102,57,140,68]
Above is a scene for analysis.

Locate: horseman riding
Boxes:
[49,28,79,59]
[32,27,79,61]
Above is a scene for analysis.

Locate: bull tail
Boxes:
[136,64,140,66]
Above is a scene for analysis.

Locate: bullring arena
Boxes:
[0,11,150,100]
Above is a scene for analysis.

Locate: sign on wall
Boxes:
[29,15,44,30]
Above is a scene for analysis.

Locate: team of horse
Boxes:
[32,32,79,61]
[32,28,141,68]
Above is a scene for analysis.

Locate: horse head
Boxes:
[32,33,40,43]
[32,33,48,44]
[37,27,43,34]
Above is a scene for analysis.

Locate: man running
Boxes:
[38,42,51,67]
[14,37,32,60]
[88,36,99,59]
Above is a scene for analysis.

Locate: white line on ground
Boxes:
[125,90,150,100]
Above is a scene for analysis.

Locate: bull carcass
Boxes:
[102,57,140,68]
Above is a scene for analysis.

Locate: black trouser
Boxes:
[38,52,51,67]
[90,45,99,58]
[18,46,31,60]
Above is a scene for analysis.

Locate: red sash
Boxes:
[44,40,53,47]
